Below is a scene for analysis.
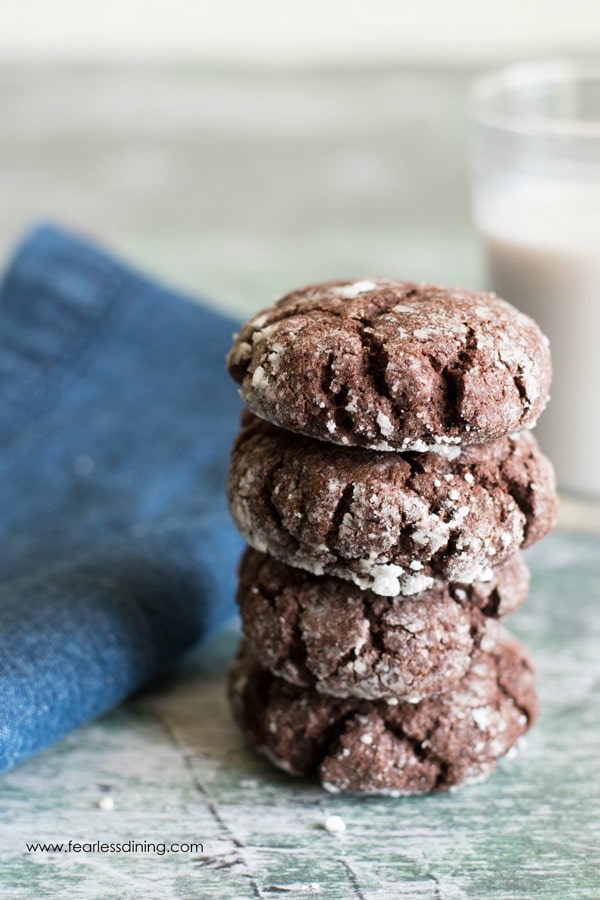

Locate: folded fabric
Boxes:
[0,224,244,772]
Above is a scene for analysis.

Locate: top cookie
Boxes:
[227,279,551,451]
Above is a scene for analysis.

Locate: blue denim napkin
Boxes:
[0,224,244,772]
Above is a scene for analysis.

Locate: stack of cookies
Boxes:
[225,280,558,795]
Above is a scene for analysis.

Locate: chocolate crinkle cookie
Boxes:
[227,279,551,451]
[228,630,537,795]
[237,549,529,701]
[228,413,558,596]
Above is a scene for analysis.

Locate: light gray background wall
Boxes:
[1,1,599,65]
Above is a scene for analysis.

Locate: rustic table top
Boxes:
[2,533,598,899]
[0,67,598,899]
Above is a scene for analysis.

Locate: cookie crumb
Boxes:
[323,815,346,834]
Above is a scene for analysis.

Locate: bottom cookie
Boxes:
[228,630,537,795]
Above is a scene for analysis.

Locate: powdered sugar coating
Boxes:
[228,630,537,795]
[227,414,558,596]
[227,279,552,451]
[237,548,529,701]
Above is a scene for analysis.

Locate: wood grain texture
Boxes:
[0,532,598,899]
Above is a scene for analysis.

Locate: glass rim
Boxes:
[471,58,600,140]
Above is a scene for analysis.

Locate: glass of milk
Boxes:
[470,59,600,499]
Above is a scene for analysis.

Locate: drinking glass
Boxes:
[470,59,600,499]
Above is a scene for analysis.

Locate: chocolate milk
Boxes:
[478,179,600,496]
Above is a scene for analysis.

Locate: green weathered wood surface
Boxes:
[0,67,598,898]
[1,534,598,899]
